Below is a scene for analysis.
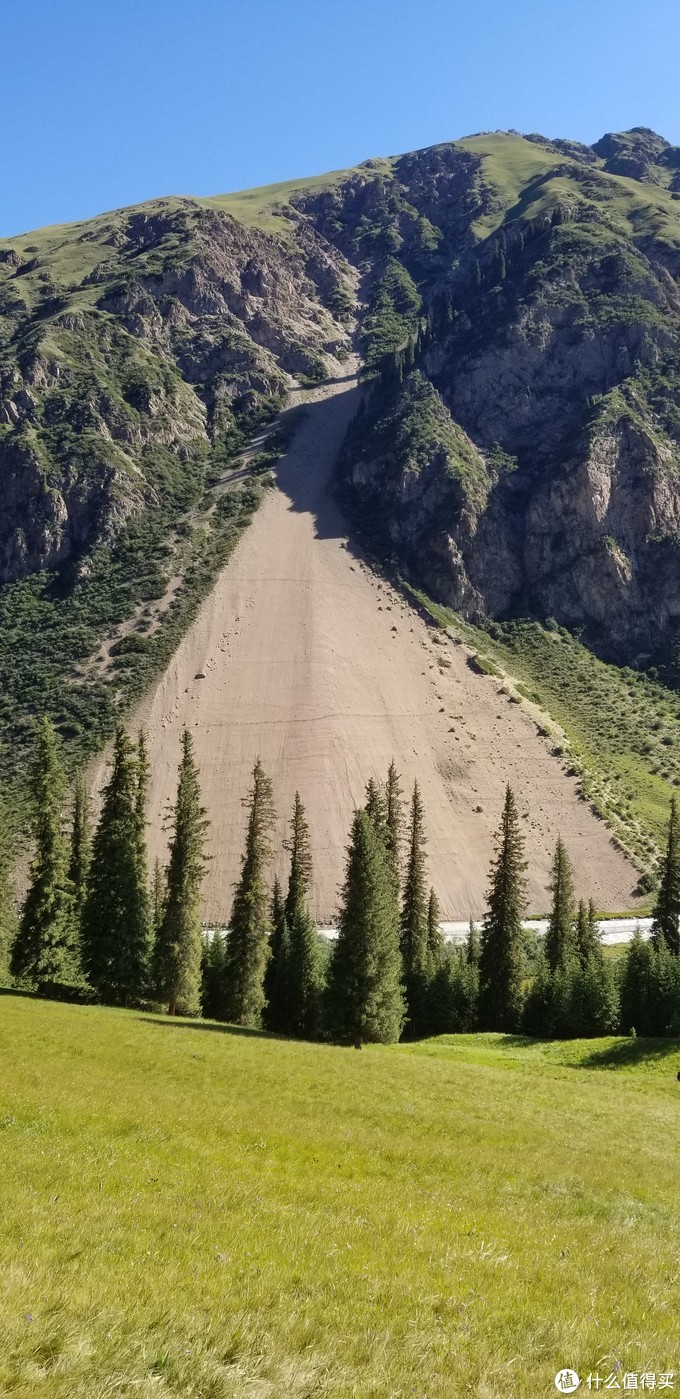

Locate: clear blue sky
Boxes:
[3,0,680,237]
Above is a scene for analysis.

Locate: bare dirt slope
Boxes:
[123,363,637,921]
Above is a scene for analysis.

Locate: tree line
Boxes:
[3,718,680,1043]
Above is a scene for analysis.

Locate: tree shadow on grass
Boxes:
[501,1033,680,1071]
[137,1015,286,1042]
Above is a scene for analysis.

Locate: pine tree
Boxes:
[544,837,576,971]
[281,793,322,1038]
[479,785,527,1031]
[82,726,151,1005]
[223,758,276,1028]
[575,898,601,969]
[364,777,387,838]
[264,876,288,1031]
[384,760,404,892]
[0,793,16,984]
[153,730,209,1015]
[400,781,430,1036]
[11,718,78,990]
[151,859,167,939]
[651,796,680,955]
[466,918,481,968]
[427,887,445,971]
[68,776,91,926]
[201,929,227,1021]
[328,808,405,1047]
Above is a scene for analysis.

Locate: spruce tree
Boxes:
[68,776,91,926]
[384,760,404,891]
[400,781,430,1036]
[201,929,227,1021]
[479,785,527,1031]
[153,730,210,1015]
[281,793,322,1038]
[364,777,387,838]
[264,876,287,1031]
[151,859,167,939]
[544,837,576,971]
[327,808,405,1047]
[11,718,78,990]
[223,758,276,1028]
[466,917,481,969]
[427,887,445,971]
[575,898,601,969]
[82,726,151,1005]
[651,796,680,955]
[0,794,16,985]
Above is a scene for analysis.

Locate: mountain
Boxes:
[1,126,680,803]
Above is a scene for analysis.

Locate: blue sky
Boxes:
[3,0,680,237]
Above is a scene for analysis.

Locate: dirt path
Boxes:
[114,362,638,921]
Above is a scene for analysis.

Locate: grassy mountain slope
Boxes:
[1,995,678,1397]
[2,125,680,866]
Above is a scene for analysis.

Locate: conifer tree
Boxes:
[201,929,227,1021]
[151,859,167,939]
[544,837,576,971]
[223,758,276,1028]
[384,760,404,891]
[82,726,151,1005]
[281,793,322,1038]
[651,795,680,955]
[575,898,601,969]
[364,777,387,838]
[328,808,405,1047]
[68,776,91,926]
[153,730,209,1015]
[400,781,430,1035]
[11,718,78,989]
[479,785,527,1031]
[466,917,481,969]
[427,887,445,971]
[264,876,287,1031]
[0,794,16,984]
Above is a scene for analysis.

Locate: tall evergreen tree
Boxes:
[281,793,322,1038]
[11,718,78,989]
[364,777,387,838]
[466,917,481,969]
[223,758,276,1028]
[327,808,405,1047]
[427,887,445,971]
[151,859,167,939]
[384,760,404,891]
[400,781,430,1035]
[479,785,527,1031]
[0,793,16,984]
[544,837,576,971]
[264,876,287,1031]
[651,795,680,955]
[68,776,91,926]
[82,726,152,1005]
[153,730,210,1015]
[575,898,601,969]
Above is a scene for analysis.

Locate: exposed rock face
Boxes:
[1,125,680,673]
[0,202,353,580]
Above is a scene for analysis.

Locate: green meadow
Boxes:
[1,995,679,1397]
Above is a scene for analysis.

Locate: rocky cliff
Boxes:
[2,125,680,781]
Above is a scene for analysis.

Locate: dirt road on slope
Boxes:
[121,363,637,921]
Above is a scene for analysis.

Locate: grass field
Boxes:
[1,996,679,1397]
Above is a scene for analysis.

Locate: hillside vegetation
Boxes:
[1,995,679,1398]
[2,125,680,842]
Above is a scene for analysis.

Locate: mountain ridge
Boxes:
[1,125,680,866]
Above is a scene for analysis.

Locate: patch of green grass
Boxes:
[0,996,679,1397]
[406,588,680,869]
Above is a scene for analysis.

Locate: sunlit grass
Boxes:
[1,996,679,1396]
